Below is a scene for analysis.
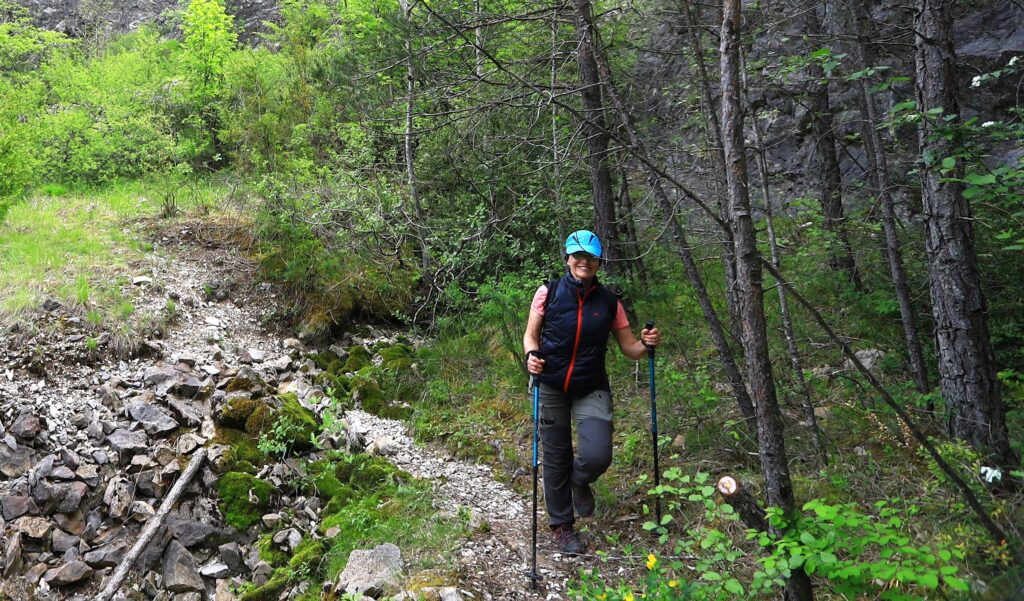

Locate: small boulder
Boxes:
[11,412,42,440]
[0,438,33,478]
[42,560,92,587]
[335,543,404,598]
[106,429,149,461]
[126,400,179,437]
[163,540,204,593]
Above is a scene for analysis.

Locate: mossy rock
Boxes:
[225,366,266,397]
[288,538,326,577]
[217,395,264,429]
[309,351,335,372]
[272,393,320,452]
[351,377,383,413]
[211,428,266,473]
[256,532,290,567]
[245,403,275,437]
[239,566,289,601]
[343,346,372,372]
[333,454,408,491]
[378,343,414,371]
[217,472,274,531]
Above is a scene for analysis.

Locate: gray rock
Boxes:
[2,532,22,578]
[138,526,171,573]
[12,515,52,538]
[335,543,404,598]
[50,466,75,480]
[106,428,149,460]
[42,560,92,587]
[104,477,135,519]
[0,438,33,478]
[0,494,36,520]
[167,399,203,427]
[173,375,203,399]
[51,528,79,554]
[84,538,129,568]
[218,542,244,574]
[143,366,178,388]
[162,540,204,593]
[126,400,179,437]
[50,481,89,513]
[166,515,214,548]
[199,562,230,578]
[11,412,43,439]
[128,500,156,522]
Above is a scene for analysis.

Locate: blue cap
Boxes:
[564,230,603,259]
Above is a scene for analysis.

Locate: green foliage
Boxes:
[216,472,275,531]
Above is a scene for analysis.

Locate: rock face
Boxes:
[335,543,404,598]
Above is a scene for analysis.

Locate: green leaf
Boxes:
[919,572,939,588]
[965,172,997,185]
[945,576,970,592]
[941,157,956,170]
[724,578,744,594]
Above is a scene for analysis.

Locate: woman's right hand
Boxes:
[527,354,545,375]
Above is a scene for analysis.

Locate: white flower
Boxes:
[980,466,1002,483]
[1010,56,1020,67]
[982,121,996,128]
[971,75,983,88]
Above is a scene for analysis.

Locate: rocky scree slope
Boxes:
[0,231,584,600]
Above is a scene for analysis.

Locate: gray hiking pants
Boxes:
[535,382,613,528]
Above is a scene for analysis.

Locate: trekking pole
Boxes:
[645,320,662,528]
[527,374,542,589]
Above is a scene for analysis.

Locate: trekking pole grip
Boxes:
[644,320,655,357]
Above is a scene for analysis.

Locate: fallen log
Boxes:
[716,475,767,532]
[95,447,208,601]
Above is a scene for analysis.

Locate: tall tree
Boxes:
[791,0,861,289]
[914,0,1014,464]
[720,1,813,598]
[398,0,432,278]
[572,0,621,271]
[848,0,930,396]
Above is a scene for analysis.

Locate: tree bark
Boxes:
[751,107,828,467]
[720,2,813,599]
[797,5,861,289]
[572,0,620,271]
[914,0,1014,465]
[848,0,930,396]
[586,12,757,431]
[399,0,431,278]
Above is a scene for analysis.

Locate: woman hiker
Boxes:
[523,230,661,554]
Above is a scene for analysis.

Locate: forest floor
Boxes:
[0,216,605,600]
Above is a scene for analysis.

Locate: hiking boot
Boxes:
[552,524,582,555]
[573,481,595,518]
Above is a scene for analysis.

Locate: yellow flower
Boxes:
[625,593,635,601]
[646,554,657,570]
[669,580,679,588]
[597,595,606,601]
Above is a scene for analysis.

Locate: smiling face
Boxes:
[567,252,601,283]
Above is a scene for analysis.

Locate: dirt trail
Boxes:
[0,227,585,600]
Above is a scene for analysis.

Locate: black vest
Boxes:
[538,274,618,396]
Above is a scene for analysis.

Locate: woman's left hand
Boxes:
[641,326,661,348]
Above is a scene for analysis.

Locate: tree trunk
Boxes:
[720,2,813,599]
[914,0,1014,465]
[751,107,828,467]
[399,0,431,277]
[616,165,648,287]
[849,0,930,396]
[681,0,745,357]
[572,0,620,271]
[586,12,757,431]
[798,5,861,289]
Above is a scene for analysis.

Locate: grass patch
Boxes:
[0,177,227,323]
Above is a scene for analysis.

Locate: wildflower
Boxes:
[669,580,679,588]
[971,75,983,88]
[597,595,607,600]
[625,593,635,601]
[981,121,996,128]
[1010,56,1019,67]
[646,554,657,570]
[980,466,1002,483]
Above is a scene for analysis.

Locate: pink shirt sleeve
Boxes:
[532,285,630,330]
